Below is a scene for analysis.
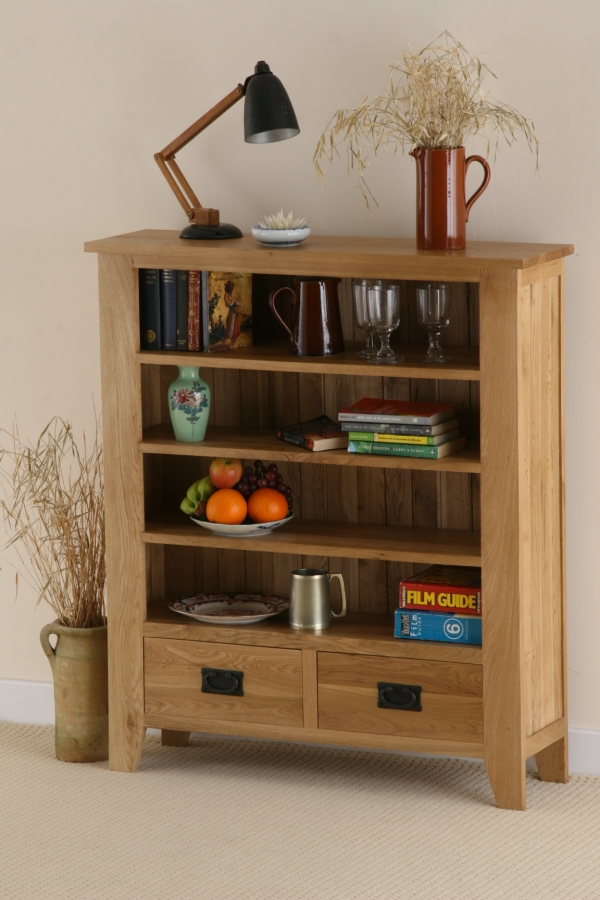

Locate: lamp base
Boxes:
[179,223,243,240]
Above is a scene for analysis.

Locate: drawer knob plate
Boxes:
[201,668,244,696]
[377,682,422,711]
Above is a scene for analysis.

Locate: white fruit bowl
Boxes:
[190,514,294,537]
[251,226,310,247]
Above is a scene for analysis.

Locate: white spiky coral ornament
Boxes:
[258,209,307,230]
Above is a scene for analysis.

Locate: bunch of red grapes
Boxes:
[236,460,293,515]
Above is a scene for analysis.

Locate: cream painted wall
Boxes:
[1,0,598,728]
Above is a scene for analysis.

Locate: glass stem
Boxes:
[366,331,375,352]
[378,332,393,357]
[426,328,443,360]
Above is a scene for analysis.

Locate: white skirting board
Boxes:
[1,678,598,776]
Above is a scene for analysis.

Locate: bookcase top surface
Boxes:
[84,229,573,278]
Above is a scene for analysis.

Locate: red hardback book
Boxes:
[399,565,482,616]
[187,271,201,352]
[338,397,455,426]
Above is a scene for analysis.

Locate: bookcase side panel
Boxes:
[98,253,147,772]
[522,264,565,738]
[480,266,527,810]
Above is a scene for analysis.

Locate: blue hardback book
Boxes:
[394,609,482,644]
[160,269,177,351]
[139,269,161,350]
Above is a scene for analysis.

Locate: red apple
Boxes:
[209,457,243,489]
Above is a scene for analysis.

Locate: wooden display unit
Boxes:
[85,230,573,810]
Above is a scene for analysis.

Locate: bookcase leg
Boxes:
[109,721,146,773]
[535,737,569,784]
[161,730,191,747]
[485,749,526,811]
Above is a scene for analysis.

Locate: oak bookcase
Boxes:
[85,230,573,810]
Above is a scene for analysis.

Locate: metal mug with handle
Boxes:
[288,568,347,631]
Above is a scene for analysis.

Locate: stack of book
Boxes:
[139,269,252,353]
[394,566,482,645]
[338,397,465,459]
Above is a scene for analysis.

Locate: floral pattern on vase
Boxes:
[168,366,211,442]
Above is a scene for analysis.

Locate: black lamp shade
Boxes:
[244,62,300,144]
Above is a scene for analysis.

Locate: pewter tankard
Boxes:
[288,568,347,631]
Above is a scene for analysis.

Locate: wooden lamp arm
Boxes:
[154,84,244,227]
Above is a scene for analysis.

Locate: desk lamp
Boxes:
[154,61,300,240]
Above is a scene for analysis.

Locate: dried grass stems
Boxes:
[314,32,539,207]
[0,417,105,629]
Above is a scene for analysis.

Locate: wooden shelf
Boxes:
[85,229,574,278]
[138,341,480,381]
[144,608,483,664]
[140,424,481,474]
[142,515,481,566]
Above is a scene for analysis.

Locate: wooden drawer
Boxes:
[144,638,303,727]
[317,652,483,743]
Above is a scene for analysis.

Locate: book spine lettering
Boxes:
[160,269,177,351]
[139,269,161,350]
[341,422,434,436]
[339,412,434,425]
[201,271,209,351]
[348,432,438,445]
[187,271,201,352]
[400,584,481,616]
[348,440,440,458]
[277,430,314,450]
[394,610,482,644]
[176,270,189,351]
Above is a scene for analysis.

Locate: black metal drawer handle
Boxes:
[377,682,422,711]
[201,668,244,696]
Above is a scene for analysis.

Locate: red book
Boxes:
[338,397,455,426]
[400,566,482,616]
[187,271,201,352]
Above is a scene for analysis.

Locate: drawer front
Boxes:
[318,652,483,742]
[145,638,303,727]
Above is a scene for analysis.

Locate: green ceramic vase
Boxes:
[168,366,211,442]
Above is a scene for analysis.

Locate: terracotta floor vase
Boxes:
[40,620,108,762]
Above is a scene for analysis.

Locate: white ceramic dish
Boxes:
[251,225,310,247]
[190,513,294,537]
[169,593,289,625]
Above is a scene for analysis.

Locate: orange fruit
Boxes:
[206,489,247,525]
[247,487,289,524]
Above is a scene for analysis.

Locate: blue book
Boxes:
[394,609,482,644]
[160,269,177,351]
[139,269,161,350]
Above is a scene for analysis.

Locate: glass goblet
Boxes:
[416,283,451,363]
[351,279,379,358]
[366,283,403,364]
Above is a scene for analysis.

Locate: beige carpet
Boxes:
[1,725,600,900]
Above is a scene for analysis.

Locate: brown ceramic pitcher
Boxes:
[269,277,345,356]
[411,147,491,250]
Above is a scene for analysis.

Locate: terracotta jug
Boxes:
[411,147,491,250]
[40,621,108,762]
[269,277,345,356]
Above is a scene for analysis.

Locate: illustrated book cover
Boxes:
[206,273,252,352]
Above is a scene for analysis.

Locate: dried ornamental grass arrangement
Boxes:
[0,417,105,629]
[314,32,539,206]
